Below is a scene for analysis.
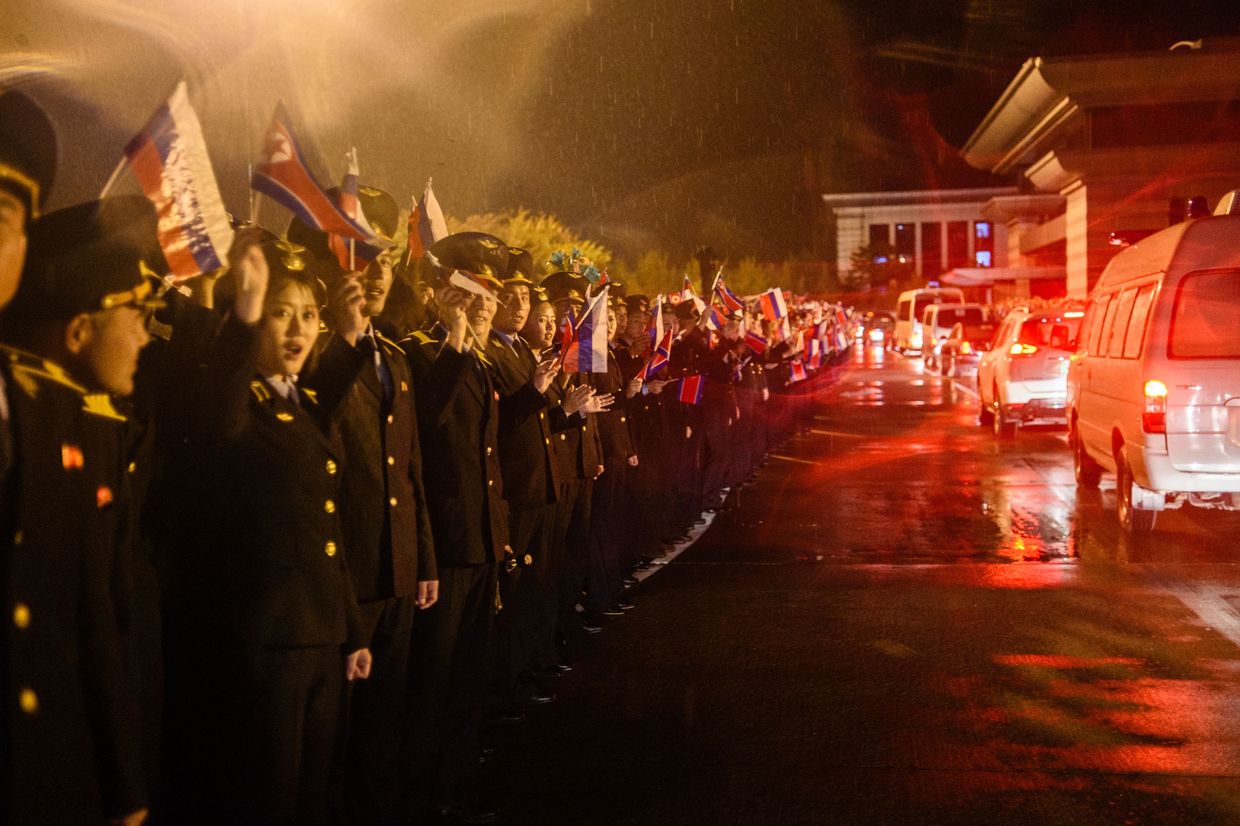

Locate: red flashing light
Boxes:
[1143,379,1167,433]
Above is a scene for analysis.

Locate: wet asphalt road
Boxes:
[491,345,1240,826]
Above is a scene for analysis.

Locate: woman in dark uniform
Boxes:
[156,233,371,825]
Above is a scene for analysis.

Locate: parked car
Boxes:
[1067,211,1240,532]
[978,306,1082,438]
[892,287,963,353]
[937,319,995,376]
[921,303,991,371]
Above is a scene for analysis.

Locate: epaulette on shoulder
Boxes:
[82,393,127,422]
[2,346,87,399]
[476,348,493,367]
[376,332,406,355]
[409,331,435,347]
[300,387,319,405]
[250,380,272,402]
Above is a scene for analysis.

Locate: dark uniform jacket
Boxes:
[546,372,604,482]
[592,346,635,463]
[1,347,145,823]
[158,318,366,651]
[305,331,436,603]
[404,325,508,566]
[485,331,559,508]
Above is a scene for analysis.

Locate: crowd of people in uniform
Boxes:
[0,88,851,825]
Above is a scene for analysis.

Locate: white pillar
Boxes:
[1064,181,1089,299]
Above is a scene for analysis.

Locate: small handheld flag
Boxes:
[680,274,695,301]
[642,329,673,379]
[251,104,372,240]
[714,277,744,314]
[789,359,808,383]
[328,148,388,271]
[563,285,610,373]
[743,330,768,355]
[122,81,233,281]
[758,287,788,321]
[673,374,705,405]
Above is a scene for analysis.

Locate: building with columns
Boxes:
[961,39,1240,298]
[824,187,1016,282]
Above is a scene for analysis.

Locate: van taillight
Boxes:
[960,341,973,354]
[1143,379,1167,433]
[1009,343,1038,356]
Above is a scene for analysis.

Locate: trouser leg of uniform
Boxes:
[346,596,414,826]
[493,504,551,700]
[184,644,342,825]
[586,463,626,612]
[700,405,732,506]
[558,478,593,638]
[407,563,496,812]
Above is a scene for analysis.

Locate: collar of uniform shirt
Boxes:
[261,373,299,402]
[491,327,519,352]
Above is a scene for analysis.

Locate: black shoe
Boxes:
[599,605,624,616]
[518,688,555,706]
[622,576,638,587]
[616,601,635,611]
[533,663,568,678]
[580,620,603,634]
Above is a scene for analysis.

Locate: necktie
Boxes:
[360,335,394,405]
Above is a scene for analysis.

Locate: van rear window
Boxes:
[914,294,961,318]
[933,307,986,327]
[1170,269,1240,358]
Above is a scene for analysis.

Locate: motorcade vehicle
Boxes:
[1067,210,1240,532]
[937,319,996,376]
[978,305,1082,438]
[920,303,990,371]
[857,310,895,346]
[892,287,964,353]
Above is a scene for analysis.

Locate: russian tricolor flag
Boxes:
[674,374,704,405]
[563,286,610,373]
[251,104,373,241]
[406,178,448,263]
[681,274,695,301]
[743,330,767,354]
[328,147,388,271]
[758,287,788,321]
[648,294,665,349]
[122,81,233,281]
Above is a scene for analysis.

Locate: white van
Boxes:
[892,287,964,353]
[1067,213,1240,532]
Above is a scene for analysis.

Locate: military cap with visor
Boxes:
[503,247,538,287]
[539,270,590,308]
[12,195,167,322]
[0,88,58,223]
[623,293,651,316]
[426,231,507,293]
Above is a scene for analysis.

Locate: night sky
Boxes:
[4,0,1240,262]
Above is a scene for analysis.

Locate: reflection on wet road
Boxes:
[691,346,1240,822]
[498,344,1240,826]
